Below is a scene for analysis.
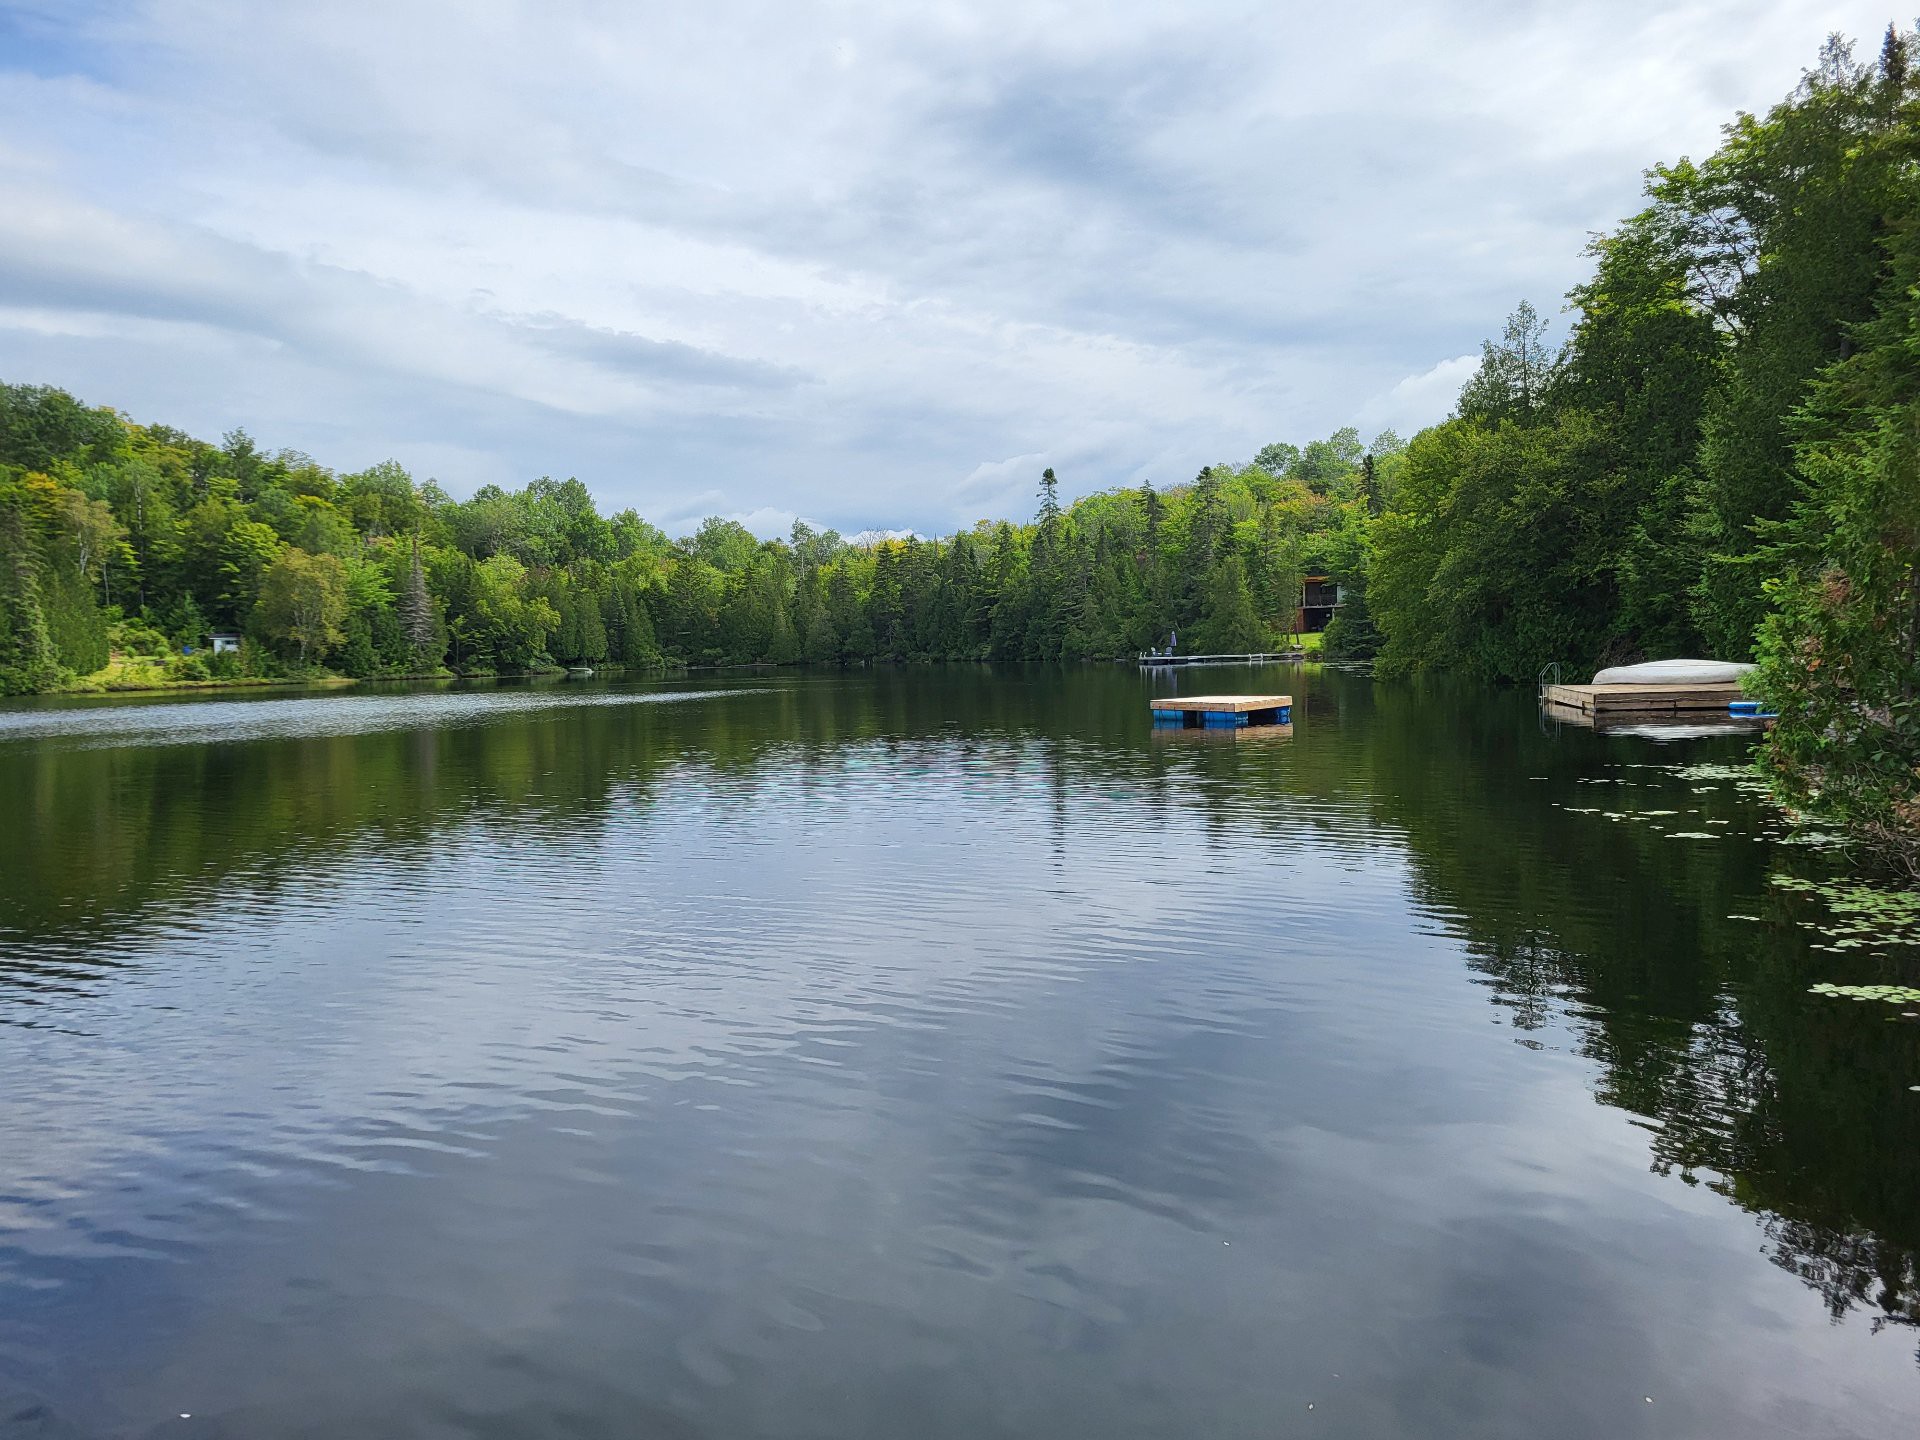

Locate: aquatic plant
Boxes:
[1807,982,1920,1005]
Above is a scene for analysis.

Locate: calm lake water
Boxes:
[1,665,1916,1439]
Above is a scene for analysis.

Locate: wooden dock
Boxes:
[1150,694,1292,729]
[1540,682,1746,717]
[1138,651,1304,667]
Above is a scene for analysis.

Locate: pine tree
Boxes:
[0,493,62,694]
[400,537,439,670]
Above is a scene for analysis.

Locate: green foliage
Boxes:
[1318,508,1380,660]
[165,652,212,682]
[1637,35,1917,650]
[41,563,110,674]
[253,549,349,665]
[111,617,172,658]
[5,380,1374,684]
[1753,426,1919,869]
[1372,410,1625,680]
[1190,556,1268,653]
[1456,300,1562,426]
[1751,192,1920,873]
[0,383,122,471]
[0,486,63,695]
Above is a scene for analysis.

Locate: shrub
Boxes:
[165,653,211,682]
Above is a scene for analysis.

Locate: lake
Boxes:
[1,665,1916,1439]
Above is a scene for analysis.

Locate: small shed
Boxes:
[207,632,242,655]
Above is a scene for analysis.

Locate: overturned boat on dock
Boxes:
[1541,658,1762,726]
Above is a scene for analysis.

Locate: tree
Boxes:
[1653,35,1917,651]
[1290,427,1365,495]
[182,498,283,625]
[1555,206,1725,659]
[0,486,62,693]
[0,383,122,471]
[1457,300,1562,425]
[1371,411,1620,681]
[1191,555,1266,654]
[399,538,441,670]
[48,488,128,592]
[466,555,557,671]
[254,549,349,665]
[1254,441,1300,475]
[1753,192,1920,873]
[1319,508,1380,660]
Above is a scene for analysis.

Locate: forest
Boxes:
[0,390,1386,683]
[0,29,1915,865]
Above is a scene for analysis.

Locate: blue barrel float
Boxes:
[1150,695,1292,729]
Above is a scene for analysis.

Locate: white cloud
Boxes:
[1358,355,1481,436]
[0,0,1897,533]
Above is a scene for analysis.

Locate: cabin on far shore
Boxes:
[1298,576,1341,633]
[207,631,242,655]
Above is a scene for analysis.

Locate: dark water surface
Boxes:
[1,666,1916,1439]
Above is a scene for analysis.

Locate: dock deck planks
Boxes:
[1149,694,1293,730]
[1540,682,1746,716]
[1149,694,1293,713]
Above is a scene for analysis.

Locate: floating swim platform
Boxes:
[1150,694,1292,729]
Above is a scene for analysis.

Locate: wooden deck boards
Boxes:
[1540,682,1745,716]
[1149,694,1293,714]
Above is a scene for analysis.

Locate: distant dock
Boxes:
[1138,651,1304,667]
[1150,694,1293,730]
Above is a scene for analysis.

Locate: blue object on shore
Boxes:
[1729,700,1779,719]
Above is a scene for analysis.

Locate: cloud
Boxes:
[509,313,807,393]
[1358,355,1481,435]
[0,0,1897,534]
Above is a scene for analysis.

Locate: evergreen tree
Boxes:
[0,489,62,694]
[1192,555,1266,654]
[1753,172,1920,873]
[400,537,441,670]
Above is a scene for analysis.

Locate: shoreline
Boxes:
[44,663,666,700]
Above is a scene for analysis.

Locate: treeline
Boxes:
[1357,29,1920,870]
[0,385,1389,692]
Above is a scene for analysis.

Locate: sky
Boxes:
[0,0,1900,537]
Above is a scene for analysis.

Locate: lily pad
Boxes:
[1809,983,1920,1005]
